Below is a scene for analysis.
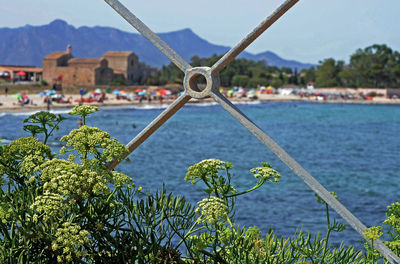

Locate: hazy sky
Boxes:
[1,0,399,64]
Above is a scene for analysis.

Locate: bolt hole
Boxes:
[189,73,207,92]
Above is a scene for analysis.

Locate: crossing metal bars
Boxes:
[104,0,400,262]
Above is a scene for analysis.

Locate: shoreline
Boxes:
[0,93,399,113]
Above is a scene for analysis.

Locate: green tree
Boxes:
[315,58,343,87]
[231,75,250,87]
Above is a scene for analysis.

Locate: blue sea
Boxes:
[1,101,399,249]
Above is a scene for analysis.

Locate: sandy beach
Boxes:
[0,92,398,113]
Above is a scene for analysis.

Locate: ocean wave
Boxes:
[102,104,169,110]
[186,100,262,107]
[186,101,218,107]
[1,108,73,117]
[0,100,262,117]
[0,138,13,144]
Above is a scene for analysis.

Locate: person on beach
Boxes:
[78,119,83,127]
[5,87,8,96]
[44,96,52,111]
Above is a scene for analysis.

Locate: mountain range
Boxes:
[0,19,314,70]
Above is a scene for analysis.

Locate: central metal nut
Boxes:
[183,67,220,99]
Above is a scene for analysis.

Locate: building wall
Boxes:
[43,53,72,84]
[95,66,114,85]
[103,53,141,84]
[58,60,113,87]
[42,48,153,87]
[57,66,95,87]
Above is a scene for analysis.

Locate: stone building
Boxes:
[103,51,139,84]
[42,45,151,87]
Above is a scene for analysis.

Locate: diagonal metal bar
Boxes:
[107,93,191,170]
[210,90,400,264]
[104,0,191,72]
[211,0,299,73]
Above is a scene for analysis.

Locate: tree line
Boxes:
[139,44,400,89]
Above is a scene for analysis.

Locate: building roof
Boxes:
[68,58,103,64]
[43,51,69,59]
[103,51,133,57]
[0,65,42,73]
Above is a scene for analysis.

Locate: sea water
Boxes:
[1,101,399,249]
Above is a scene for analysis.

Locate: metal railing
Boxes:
[103,0,399,262]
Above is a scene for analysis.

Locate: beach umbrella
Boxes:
[248,89,256,95]
[227,89,234,95]
[95,88,102,93]
[16,71,26,76]
[12,93,22,99]
[157,88,168,96]
[18,92,27,99]
[138,91,147,96]
[37,92,46,97]
[46,90,56,96]
[112,89,120,95]
[135,88,144,92]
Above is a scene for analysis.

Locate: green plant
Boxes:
[384,202,400,256]
[1,106,396,263]
[363,201,400,263]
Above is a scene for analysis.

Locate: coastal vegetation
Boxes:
[141,44,400,89]
[0,106,399,263]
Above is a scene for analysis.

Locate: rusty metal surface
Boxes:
[103,0,399,262]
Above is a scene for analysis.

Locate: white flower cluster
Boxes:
[39,159,108,198]
[384,202,400,232]
[69,105,99,116]
[364,226,383,241]
[0,202,13,224]
[111,171,134,189]
[31,192,68,221]
[250,163,281,183]
[196,196,228,224]
[60,126,127,162]
[185,159,233,182]
[52,222,90,262]
[2,137,50,178]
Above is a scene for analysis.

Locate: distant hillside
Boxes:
[0,19,314,70]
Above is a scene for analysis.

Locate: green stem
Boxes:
[226,181,264,198]
[322,203,331,260]
[42,123,49,145]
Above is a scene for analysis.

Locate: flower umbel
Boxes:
[196,196,228,224]
[68,105,98,125]
[364,226,383,241]
[185,159,232,183]
[31,192,68,220]
[52,222,90,262]
[60,125,127,162]
[250,162,281,183]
